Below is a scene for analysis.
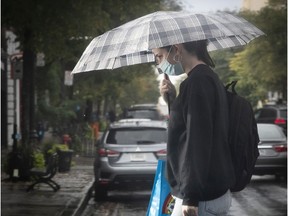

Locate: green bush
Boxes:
[42,140,69,164]
[47,144,69,155]
[33,151,45,168]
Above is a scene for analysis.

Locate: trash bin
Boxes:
[57,149,74,172]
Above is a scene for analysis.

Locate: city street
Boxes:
[2,2,287,216]
[81,175,287,216]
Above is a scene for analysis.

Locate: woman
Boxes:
[152,40,235,216]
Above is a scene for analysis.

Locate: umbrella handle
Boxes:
[164,74,170,114]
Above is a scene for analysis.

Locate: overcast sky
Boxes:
[178,0,242,12]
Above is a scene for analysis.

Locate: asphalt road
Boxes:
[81,175,287,216]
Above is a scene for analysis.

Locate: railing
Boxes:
[79,138,96,157]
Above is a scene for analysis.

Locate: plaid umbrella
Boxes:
[72,11,264,74]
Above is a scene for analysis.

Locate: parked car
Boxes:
[254,105,287,135]
[122,104,164,120]
[94,118,167,200]
[254,123,287,179]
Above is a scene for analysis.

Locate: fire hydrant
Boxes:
[62,134,72,147]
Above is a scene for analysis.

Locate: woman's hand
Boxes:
[182,205,198,216]
[159,76,176,104]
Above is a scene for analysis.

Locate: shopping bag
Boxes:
[146,160,175,216]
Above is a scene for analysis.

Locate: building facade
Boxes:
[241,0,268,11]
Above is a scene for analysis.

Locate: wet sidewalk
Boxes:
[1,156,95,216]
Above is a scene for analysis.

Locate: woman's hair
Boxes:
[162,40,215,68]
[183,40,215,68]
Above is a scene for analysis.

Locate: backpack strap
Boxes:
[225,81,238,94]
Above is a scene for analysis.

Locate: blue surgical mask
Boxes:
[157,59,184,76]
[157,47,184,76]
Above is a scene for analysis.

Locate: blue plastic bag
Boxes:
[146,160,175,216]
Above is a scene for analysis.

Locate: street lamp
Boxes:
[10,53,23,152]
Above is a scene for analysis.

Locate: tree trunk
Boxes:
[21,28,36,144]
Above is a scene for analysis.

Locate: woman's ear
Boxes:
[173,44,183,55]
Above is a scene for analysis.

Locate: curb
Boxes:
[72,179,95,216]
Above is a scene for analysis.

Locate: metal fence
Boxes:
[79,138,96,157]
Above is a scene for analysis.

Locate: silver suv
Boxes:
[94,119,167,200]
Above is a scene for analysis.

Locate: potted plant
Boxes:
[42,140,73,173]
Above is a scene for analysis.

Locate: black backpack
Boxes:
[225,81,260,192]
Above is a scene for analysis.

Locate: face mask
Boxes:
[157,47,184,76]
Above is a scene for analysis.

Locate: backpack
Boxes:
[225,81,260,192]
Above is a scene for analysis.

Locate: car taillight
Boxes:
[98,148,107,157]
[98,148,120,157]
[274,118,286,124]
[274,145,287,153]
[156,149,167,157]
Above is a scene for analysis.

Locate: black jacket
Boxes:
[166,64,235,206]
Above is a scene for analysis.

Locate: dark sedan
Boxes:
[254,124,287,179]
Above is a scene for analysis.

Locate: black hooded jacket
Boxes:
[166,64,235,206]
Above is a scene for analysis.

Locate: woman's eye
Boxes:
[155,55,163,64]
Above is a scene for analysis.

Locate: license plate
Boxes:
[130,153,146,161]
[259,149,277,157]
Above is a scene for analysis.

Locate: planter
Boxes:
[57,149,74,172]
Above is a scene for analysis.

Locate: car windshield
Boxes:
[106,128,167,144]
[257,124,286,141]
[280,109,287,119]
[126,110,159,120]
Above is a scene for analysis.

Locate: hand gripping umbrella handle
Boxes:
[164,74,170,114]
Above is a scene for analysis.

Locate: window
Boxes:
[106,128,167,144]
[126,110,160,120]
[280,109,287,119]
[258,109,276,118]
[257,124,285,140]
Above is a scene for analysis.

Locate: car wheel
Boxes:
[94,182,108,201]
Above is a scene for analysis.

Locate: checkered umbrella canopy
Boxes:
[72,11,264,74]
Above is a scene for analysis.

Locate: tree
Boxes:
[73,63,159,116]
[2,0,181,142]
[211,49,239,84]
[229,0,287,105]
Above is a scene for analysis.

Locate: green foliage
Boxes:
[35,62,62,105]
[73,64,159,113]
[42,141,69,160]
[2,0,181,140]
[229,2,287,106]
[211,49,240,84]
[2,0,179,63]
[42,140,67,154]
[47,144,69,155]
[99,120,108,131]
[32,151,45,168]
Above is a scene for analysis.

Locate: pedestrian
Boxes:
[36,121,45,143]
[152,40,235,216]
